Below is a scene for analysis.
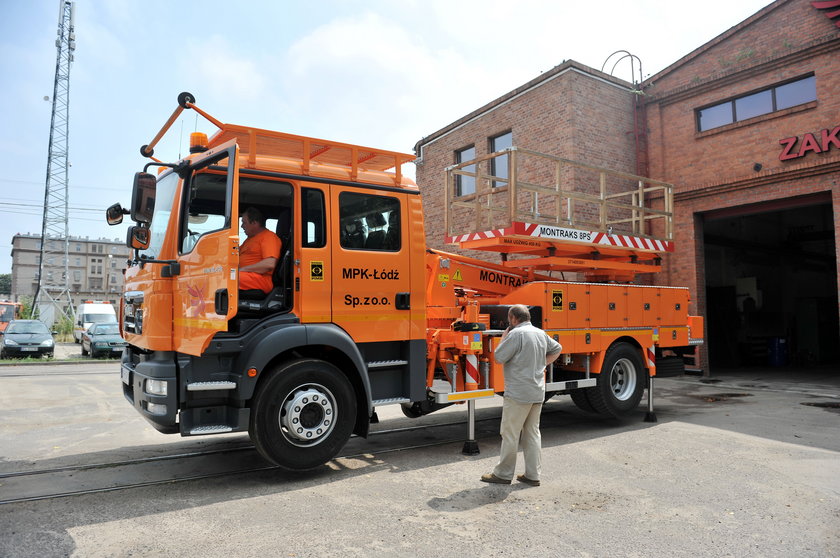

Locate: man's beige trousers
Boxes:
[492,397,542,481]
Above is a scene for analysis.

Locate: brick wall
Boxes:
[415,61,638,257]
[644,0,840,368]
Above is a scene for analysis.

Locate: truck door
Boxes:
[172,140,240,356]
[330,187,412,344]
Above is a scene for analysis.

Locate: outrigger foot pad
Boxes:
[644,412,658,423]
[462,440,480,455]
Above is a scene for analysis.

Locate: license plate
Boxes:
[21,347,37,352]
[121,367,131,385]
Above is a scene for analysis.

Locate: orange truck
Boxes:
[0,301,21,333]
[107,93,703,470]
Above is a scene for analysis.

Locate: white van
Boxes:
[74,301,117,343]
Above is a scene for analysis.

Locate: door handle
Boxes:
[214,289,229,315]
[395,292,410,310]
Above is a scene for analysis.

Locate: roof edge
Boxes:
[414,60,632,154]
[643,0,788,86]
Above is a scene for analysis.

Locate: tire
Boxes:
[654,356,685,378]
[588,342,647,418]
[249,358,356,471]
[400,402,423,418]
[570,388,598,413]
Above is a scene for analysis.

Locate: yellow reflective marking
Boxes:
[446,389,495,402]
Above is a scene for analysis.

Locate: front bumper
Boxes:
[121,350,179,433]
[2,345,53,358]
[92,343,126,357]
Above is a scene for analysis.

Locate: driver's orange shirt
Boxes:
[240,228,282,293]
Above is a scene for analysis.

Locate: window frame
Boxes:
[454,145,476,197]
[696,74,816,133]
[489,131,512,188]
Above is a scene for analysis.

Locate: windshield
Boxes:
[83,313,116,324]
[0,306,14,321]
[7,322,49,335]
[92,323,120,335]
[145,171,180,259]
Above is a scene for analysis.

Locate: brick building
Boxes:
[416,0,839,371]
[10,234,131,310]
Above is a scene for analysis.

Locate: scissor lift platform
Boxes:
[445,147,674,281]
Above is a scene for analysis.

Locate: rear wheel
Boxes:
[249,359,356,471]
[588,342,647,418]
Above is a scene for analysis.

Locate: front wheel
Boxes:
[588,342,647,418]
[249,359,356,471]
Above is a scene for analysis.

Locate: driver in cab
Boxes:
[239,207,282,294]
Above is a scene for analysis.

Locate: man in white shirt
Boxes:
[481,304,562,487]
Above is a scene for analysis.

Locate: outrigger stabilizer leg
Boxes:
[462,399,480,455]
[644,375,657,423]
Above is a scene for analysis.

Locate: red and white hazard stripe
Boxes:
[447,221,674,252]
[592,232,673,252]
[445,227,510,244]
[464,354,479,390]
[646,346,656,375]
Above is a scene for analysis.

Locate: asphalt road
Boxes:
[1,361,838,557]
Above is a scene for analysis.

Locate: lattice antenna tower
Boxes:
[33,0,76,326]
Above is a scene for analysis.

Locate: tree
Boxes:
[0,274,10,297]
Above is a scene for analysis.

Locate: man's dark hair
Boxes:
[242,206,266,228]
[509,304,530,323]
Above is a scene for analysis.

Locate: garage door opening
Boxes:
[703,198,838,371]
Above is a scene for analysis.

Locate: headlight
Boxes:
[145,379,168,396]
[93,342,109,348]
[41,339,54,347]
[4,339,18,346]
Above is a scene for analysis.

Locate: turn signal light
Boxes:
[247,367,258,378]
[190,132,209,153]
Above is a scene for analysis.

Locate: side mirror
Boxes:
[130,172,157,224]
[106,203,128,226]
[127,225,151,250]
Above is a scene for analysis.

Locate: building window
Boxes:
[73,270,81,281]
[489,131,512,188]
[338,192,401,251]
[454,145,476,197]
[697,75,816,132]
[75,257,81,266]
[75,243,81,252]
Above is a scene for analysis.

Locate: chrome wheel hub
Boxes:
[609,358,637,401]
[280,384,336,446]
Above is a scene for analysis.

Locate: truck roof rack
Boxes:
[445,147,674,281]
[140,92,415,187]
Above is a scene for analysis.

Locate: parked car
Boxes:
[81,322,127,358]
[0,320,54,359]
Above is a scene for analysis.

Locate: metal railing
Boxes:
[445,147,673,243]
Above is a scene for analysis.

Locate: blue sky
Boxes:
[0,0,772,274]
